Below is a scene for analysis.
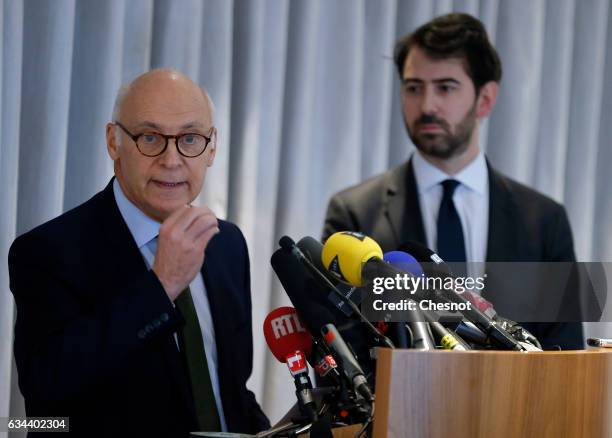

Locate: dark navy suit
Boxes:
[9,180,270,436]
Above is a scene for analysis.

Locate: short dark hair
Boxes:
[393,13,502,92]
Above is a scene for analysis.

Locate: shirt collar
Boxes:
[113,178,160,249]
[412,149,488,195]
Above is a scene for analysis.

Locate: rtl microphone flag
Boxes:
[263,306,312,362]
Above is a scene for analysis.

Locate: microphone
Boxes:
[297,237,364,319]
[271,243,368,386]
[462,292,541,349]
[398,241,527,351]
[383,251,424,277]
[454,321,489,346]
[271,244,338,336]
[462,291,497,319]
[401,241,541,350]
[321,324,374,403]
[277,236,394,349]
[321,232,414,290]
[312,347,340,379]
[263,306,313,359]
[428,321,469,351]
[263,307,317,422]
[383,251,435,350]
[397,241,453,277]
[296,236,343,285]
[296,236,364,317]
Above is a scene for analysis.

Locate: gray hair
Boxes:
[111,68,216,145]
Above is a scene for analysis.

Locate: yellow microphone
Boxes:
[321,232,384,287]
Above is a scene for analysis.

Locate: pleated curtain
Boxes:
[1,1,611,431]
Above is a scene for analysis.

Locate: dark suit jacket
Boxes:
[323,158,585,349]
[8,180,270,437]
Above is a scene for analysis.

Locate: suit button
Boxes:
[153,319,162,328]
[160,313,169,322]
[138,329,146,339]
[145,324,154,334]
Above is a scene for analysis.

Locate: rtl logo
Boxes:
[271,313,306,339]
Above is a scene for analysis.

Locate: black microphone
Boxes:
[309,338,342,383]
[399,241,527,351]
[271,243,339,336]
[321,323,374,403]
[454,321,489,346]
[427,321,469,351]
[406,240,542,349]
[279,236,394,349]
[286,350,318,423]
[272,240,383,391]
[404,305,436,350]
[297,237,365,318]
[296,237,343,285]
[462,291,542,349]
[397,241,454,277]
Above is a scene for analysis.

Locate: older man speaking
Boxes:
[9,70,269,436]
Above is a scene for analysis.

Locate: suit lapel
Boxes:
[486,163,521,262]
[383,158,427,249]
[200,245,235,423]
[200,254,228,356]
[483,163,524,305]
[98,179,196,421]
[98,180,150,283]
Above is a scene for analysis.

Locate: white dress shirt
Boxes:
[113,179,227,431]
[411,150,489,280]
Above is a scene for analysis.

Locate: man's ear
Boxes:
[106,123,120,160]
[475,81,499,119]
[206,128,217,167]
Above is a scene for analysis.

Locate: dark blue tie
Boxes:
[437,179,466,264]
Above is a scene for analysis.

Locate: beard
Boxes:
[405,103,477,159]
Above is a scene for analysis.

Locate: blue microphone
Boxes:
[383,251,434,350]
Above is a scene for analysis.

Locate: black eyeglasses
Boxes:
[114,121,214,158]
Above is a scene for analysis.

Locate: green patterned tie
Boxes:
[175,287,221,432]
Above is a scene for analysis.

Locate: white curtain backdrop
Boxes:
[2,0,612,433]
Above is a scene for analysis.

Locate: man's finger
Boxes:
[194,225,220,251]
[160,206,208,237]
[159,204,192,230]
[172,206,215,233]
[185,213,218,241]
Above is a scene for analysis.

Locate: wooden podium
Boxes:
[373,348,612,438]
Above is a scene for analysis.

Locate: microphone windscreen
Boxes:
[296,236,326,271]
[278,235,295,251]
[383,251,424,277]
[321,232,383,286]
[271,248,338,334]
[297,236,341,286]
[263,307,313,362]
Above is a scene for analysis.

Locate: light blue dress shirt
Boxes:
[412,150,489,281]
[113,179,227,431]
